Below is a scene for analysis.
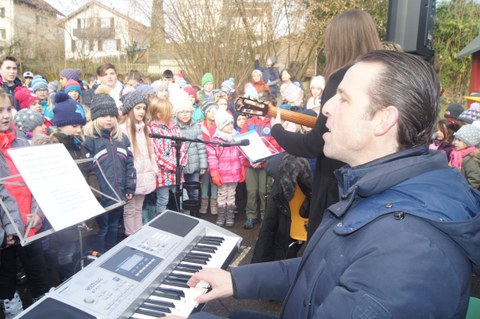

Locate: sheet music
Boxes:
[8,144,105,231]
[233,130,277,163]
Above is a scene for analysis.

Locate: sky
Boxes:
[44,0,151,24]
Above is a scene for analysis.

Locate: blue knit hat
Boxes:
[53,92,86,127]
[60,68,82,82]
[221,78,235,94]
[31,76,48,92]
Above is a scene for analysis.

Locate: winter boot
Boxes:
[215,206,226,226]
[210,199,218,215]
[3,292,23,319]
[225,207,235,227]
[199,198,208,214]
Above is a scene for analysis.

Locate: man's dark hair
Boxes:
[96,63,116,76]
[358,50,440,150]
[162,69,174,78]
[0,56,17,67]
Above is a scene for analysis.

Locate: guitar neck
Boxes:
[266,105,317,128]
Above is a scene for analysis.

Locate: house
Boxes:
[0,0,63,59]
[458,35,480,105]
[60,0,149,61]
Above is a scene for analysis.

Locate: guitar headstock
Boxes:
[234,96,269,117]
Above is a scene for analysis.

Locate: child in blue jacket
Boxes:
[83,85,136,252]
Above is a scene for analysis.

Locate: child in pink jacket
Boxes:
[206,109,245,227]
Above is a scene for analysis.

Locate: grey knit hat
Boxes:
[91,94,118,121]
[14,109,44,132]
[454,124,480,147]
[120,91,147,114]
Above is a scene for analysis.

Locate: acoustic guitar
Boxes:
[234,96,317,128]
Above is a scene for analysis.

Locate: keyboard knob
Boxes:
[84,296,95,304]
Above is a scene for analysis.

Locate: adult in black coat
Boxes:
[270,9,382,239]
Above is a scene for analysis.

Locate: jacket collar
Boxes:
[329,146,448,219]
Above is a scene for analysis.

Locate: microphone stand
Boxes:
[149,133,241,214]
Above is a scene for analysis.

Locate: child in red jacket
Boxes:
[206,109,245,227]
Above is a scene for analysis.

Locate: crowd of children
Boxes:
[0,51,480,318]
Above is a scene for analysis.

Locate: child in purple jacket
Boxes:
[206,109,245,227]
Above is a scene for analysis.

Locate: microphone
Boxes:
[224,139,250,146]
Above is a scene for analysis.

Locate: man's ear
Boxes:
[374,105,399,136]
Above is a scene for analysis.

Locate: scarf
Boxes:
[449,146,477,170]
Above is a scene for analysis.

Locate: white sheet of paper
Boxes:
[233,130,275,163]
[8,144,105,231]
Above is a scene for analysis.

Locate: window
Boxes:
[98,39,103,51]
[0,29,5,40]
[89,39,94,52]
[116,39,121,50]
[71,39,76,52]
[101,18,112,28]
[103,39,115,51]
[77,18,82,29]
[0,8,5,18]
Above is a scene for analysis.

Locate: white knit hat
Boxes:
[215,109,234,131]
[310,75,325,90]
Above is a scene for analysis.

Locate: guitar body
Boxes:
[234,97,317,128]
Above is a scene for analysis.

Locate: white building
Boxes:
[0,0,63,57]
[61,0,149,61]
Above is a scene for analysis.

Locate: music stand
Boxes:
[2,144,125,247]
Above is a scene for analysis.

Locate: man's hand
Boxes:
[271,108,282,127]
[187,268,234,304]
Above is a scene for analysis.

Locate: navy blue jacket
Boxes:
[0,76,22,110]
[192,147,480,319]
[83,129,136,207]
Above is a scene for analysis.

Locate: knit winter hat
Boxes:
[151,80,168,93]
[91,93,118,121]
[444,102,464,120]
[176,77,188,88]
[13,109,44,132]
[310,75,326,90]
[14,86,39,109]
[120,91,147,114]
[244,83,259,100]
[53,92,86,127]
[170,88,194,115]
[221,78,235,94]
[454,123,480,147]
[457,104,480,124]
[31,76,48,92]
[64,79,81,94]
[201,72,214,87]
[135,84,156,96]
[48,80,59,92]
[183,85,196,97]
[215,109,234,131]
[281,83,303,105]
[60,68,82,82]
[201,101,219,115]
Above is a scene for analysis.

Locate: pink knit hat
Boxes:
[281,83,303,106]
